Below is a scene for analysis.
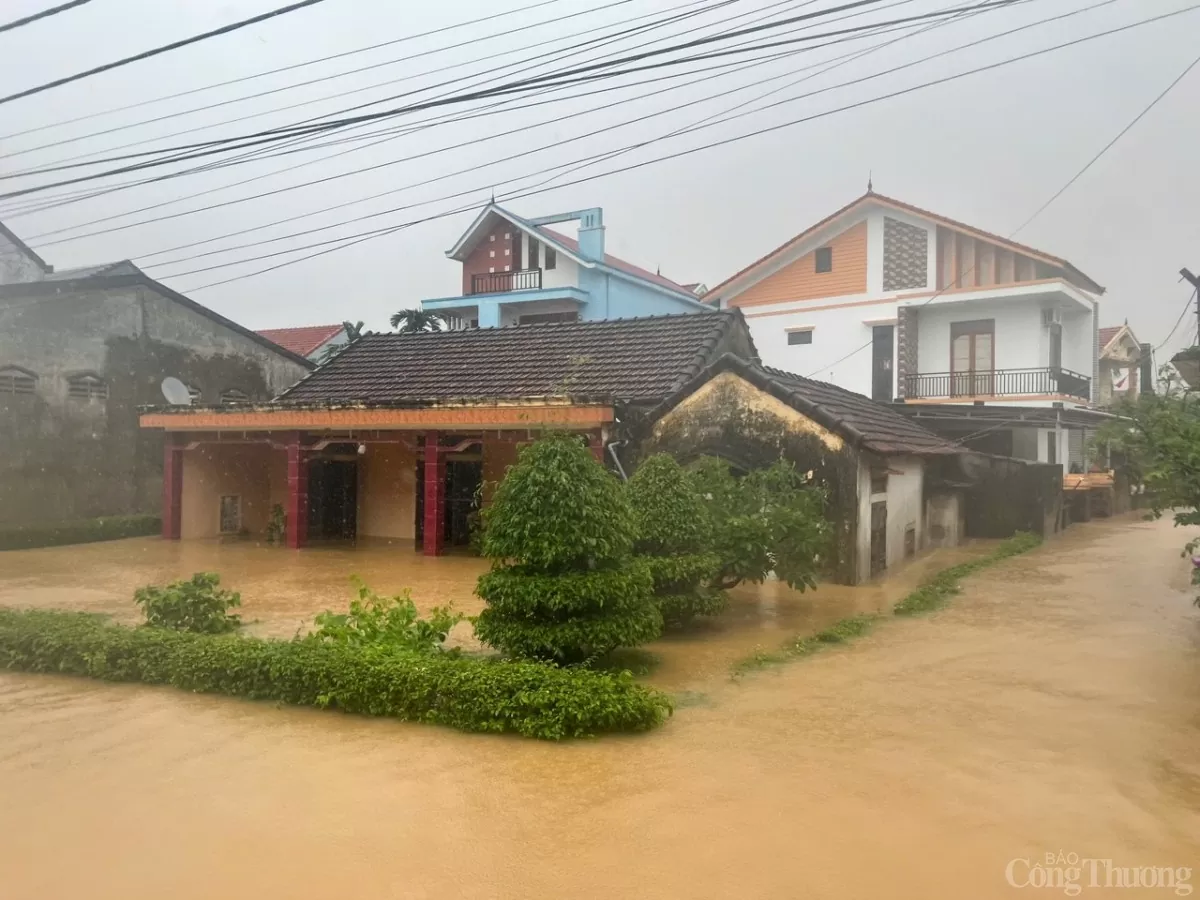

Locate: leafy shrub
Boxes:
[133,572,241,634]
[688,457,829,591]
[306,577,462,651]
[0,514,160,551]
[474,433,662,663]
[628,454,725,627]
[0,609,672,740]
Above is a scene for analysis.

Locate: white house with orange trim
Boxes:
[705,192,1104,415]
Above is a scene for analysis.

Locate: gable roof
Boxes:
[278,310,747,405]
[651,353,960,457]
[446,203,704,303]
[1099,323,1141,356]
[257,324,345,357]
[0,221,50,273]
[709,190,1104,298]
[0,266,314,369]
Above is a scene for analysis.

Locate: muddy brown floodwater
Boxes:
[1,516,1199,898]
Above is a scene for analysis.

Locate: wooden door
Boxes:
[870,501,887,577]
[951,319,994,396]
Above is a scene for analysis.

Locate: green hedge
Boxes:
[0,609,672,740]
[893,531,1042,616]
[0,514,161,551]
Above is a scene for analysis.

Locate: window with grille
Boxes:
[67,373,108,401]
[220,388,249,405]
[0,366,36,396]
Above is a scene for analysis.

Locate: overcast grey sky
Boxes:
[2,0,1198,364]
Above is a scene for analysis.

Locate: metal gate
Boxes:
[870,501,887,577]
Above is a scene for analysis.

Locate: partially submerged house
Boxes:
[139,311,1055,584]
[0,222,312,528]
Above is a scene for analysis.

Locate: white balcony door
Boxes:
[951,319,994,396]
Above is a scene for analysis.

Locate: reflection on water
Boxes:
[1,517,1198,899]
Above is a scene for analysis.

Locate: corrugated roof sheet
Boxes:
[257,324,344,358]
[42,260,141,281]
[279,311,737,404]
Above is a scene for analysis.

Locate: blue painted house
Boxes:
[421,203,710,327]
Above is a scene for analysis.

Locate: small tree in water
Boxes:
[627,453,725,627]
[687,456,829,592]
[474,433,661,664]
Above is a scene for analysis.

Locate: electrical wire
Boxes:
[25,0,921,243]
[0,0,642,165]
[0,0,908,183]
[0,0,1018,198]
[4,0,785,222]
[0,0,589,142]
[0,0,333,107]
[156,4,1198,291]
[0,0,94,35]
[131,0,1010,266]
[1155,288,1197,352]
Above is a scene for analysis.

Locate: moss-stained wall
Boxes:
[637,371,862,584]
[0,284,309,527]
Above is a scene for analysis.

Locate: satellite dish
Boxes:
[161,376,192,406]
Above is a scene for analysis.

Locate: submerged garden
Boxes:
[0,433,1037,739]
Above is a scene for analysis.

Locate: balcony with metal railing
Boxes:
[469,268,542,295]
[904,367,1091,402]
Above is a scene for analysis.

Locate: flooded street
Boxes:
[1,515,1198,898]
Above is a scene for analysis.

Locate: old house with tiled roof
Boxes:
[420,203,709,327]
[140,311,1058,584]
[0,221,311,529]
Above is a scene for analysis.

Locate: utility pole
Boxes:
[1181,268,1200,345]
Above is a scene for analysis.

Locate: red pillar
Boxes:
[423,431,446,556]
[589,432,605,464]
[161,433,183,541]
[286,432,309,550]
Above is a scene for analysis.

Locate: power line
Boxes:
[159,5,1196,291]
[0,0,332,107]
[23,0,902,242]
[0,0,94,35]
[134,0,1014,266]
[2,0,766,208]
[7,0,763,229]
[0,0,585,143]
[0,0,903,184]
[0,0,639,165]
[0,0,1013,198]
[804,18,1200,379]
[1155,289,1197,352]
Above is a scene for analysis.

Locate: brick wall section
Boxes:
[896,307,918,398]
[461,221,519,294]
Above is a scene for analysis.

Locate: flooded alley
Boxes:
[1,515,1198,898]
